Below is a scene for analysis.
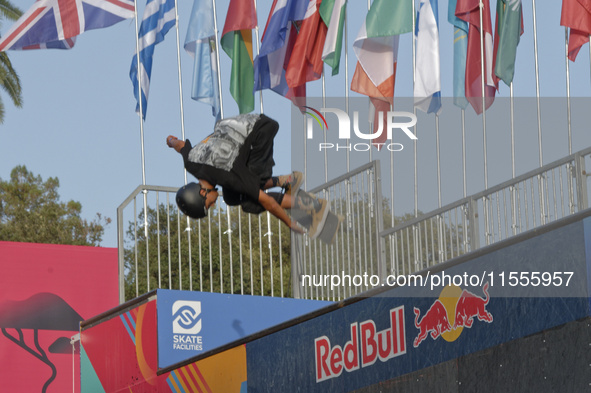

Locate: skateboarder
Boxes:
[167,113,329,237]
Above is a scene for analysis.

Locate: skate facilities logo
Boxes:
[303,106,417,152]
[413,283,493,348]
[172,300,203,351]
[314,306,406,383]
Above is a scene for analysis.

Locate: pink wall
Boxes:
[0,241,118,393]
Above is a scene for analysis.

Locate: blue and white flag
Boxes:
[185,0,220,119]
[130,0,176,119]
[414,0,441,114]
[448,0,469,109]
[253,0,308,100]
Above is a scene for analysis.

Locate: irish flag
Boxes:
[221,0,257,114]
[351,0,412,147]
[320,0,347,76]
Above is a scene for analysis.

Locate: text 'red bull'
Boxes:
[314,306,406,383]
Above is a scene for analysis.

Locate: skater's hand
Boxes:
[167,135,185,152]
[290,220,305,235]
[166,135,177,147]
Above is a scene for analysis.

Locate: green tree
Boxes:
[0,165,111,245]
[0,0,24,123]
[123,203,291,301]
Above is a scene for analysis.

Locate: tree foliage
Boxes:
[0,165,111,245]
[123,203,291,301]
[0,0,23,123]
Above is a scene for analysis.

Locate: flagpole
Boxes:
[510,82,517,235]
[436,115,441,208]
[565,28,572,156]
[173,0,192,289]
[132,0,151,291]
[462,109,466,198]
[478,0,488,190]
[254,0,264,114]
[322,71,328,183]
[212,0,224,119]
[173,0,187,183]
[531,0,545,225]
[412,0,418,218]
[477,0,490,246]
[565,27,575,214]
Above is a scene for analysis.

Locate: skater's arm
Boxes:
[258,191,304,234]
[166,135,185,153]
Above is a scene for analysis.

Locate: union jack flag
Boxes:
[0,0,135,51]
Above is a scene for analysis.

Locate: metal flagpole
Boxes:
[254,0,264,114]
[462,109,467,197]
[436,116,442,208]
[531,0,545,226]
[173,0,192,291]
[212,0,224,119]
[565,28,572,156]
[132,0,151,291]
[322,71,328,183]
[510,83,517,235]
[412,0,420,270]
[412,0,418,217]
[565,27,575,214]
[478,0,490,246]
[478,0,488,190]
[173,0,187,180]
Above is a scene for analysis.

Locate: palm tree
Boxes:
[0,0,23,123]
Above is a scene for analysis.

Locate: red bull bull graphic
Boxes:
[412,299,452,347]
[454,282,493,329]
[314,306,406,383]
[413,282,493,348]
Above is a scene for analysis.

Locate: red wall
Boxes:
[0,241,118,393]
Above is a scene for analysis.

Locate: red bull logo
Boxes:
[314,306,406,383]
[413,282,493,348]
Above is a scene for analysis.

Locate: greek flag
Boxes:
[130,0,176,119]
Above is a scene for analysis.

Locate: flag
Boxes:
[448,0,469,109]
[185,0,220,118]
[456,0,496,114]
[130,0,176,120]
[0,0,134,51]
[285,0,328,89]
[253,0,308,105]
[221,0,257,114]
[561,0,591,61]
[319,0,347,75]
[414,0,441,114]
[493,0,523,86]
[351,0,412,147]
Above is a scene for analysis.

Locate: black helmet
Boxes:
[176,182,208,219]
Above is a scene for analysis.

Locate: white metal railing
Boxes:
[380,146,591,277]
[292,161,385,301]
[117,186,288,303]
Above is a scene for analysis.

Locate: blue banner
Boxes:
[156,289,331,369]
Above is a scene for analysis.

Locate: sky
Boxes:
[0,0,590,248]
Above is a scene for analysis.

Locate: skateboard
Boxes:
[290,189,344,245]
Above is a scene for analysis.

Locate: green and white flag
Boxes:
[493,0,523,87]
[320,0,347,75]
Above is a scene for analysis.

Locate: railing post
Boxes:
[117,205,125,304]
[575,153,589,211]
[468,197,480,252]
[374,161,387,280]
[291,234,302,299]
